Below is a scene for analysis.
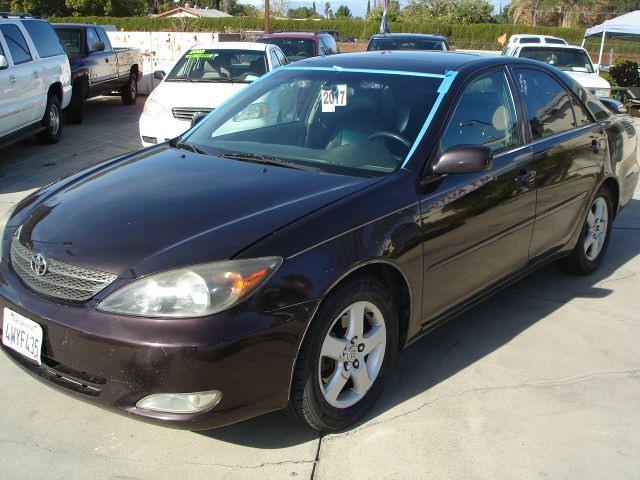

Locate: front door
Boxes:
[419,68,537,323]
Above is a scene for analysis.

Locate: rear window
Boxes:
[55,28,81,55]
[518,47,595,74]
[519,37,542,44]
[257,37,316,62]
[367,38,448,51]
[546,38,566,44]
[21,20,64,58]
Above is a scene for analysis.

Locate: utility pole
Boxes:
[264,0,270,33]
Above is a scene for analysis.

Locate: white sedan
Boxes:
[139,42,288,147]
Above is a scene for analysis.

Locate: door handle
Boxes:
[589,139,601,153]
[9,74,16,84]
[515,169,536,188]
[33,70,39,78]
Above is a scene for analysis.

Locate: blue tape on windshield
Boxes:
[402,70,458,167]
[283,65,446,79]
[181,67,281,142]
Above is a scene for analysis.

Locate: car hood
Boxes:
[564,71,610,90]
[151,80,250,110]
[17,146,378,277]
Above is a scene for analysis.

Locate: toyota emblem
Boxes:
[30,254,48,276]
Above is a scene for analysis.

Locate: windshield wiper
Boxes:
[173,140,208,155]
[166,76,194,83]
[219,153,321,172]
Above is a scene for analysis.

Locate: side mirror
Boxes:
[153,70,166,81]
[90,41,105,52]
[190,112,208,128]
[0,55,8,69]
[432,145,493,175]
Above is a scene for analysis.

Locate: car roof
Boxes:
[370,33,447,41]
[188,42,272,52]
[284,50,540,76]
[51,23,104,28]
[261,32,326,38]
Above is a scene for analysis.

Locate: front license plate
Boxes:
[2,307,42,365]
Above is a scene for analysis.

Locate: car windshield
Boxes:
[258,37,315,61]
[519,47,595,73]
[166,49,268,83]
[367,38,448,51]
[183,69,442,177]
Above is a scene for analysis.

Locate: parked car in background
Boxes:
[256,32,339,62]
[0,14,71,148]
[366,33,450,51]
[52,24,142,123]
[1,52,637,433]
[502,34,567,55]
[503,44,612,97]
[139,42,287,147]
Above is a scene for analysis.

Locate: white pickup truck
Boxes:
[0,14,72,148]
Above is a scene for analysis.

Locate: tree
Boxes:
[10,0,69,15]
[366,0,370,16]
[104,0,147,16]
[287,6,320,18]
[401,0,491,24]
[335,4,351,17]
[505,0,638,28]
[270,0,288,16]
[229,0,260,16]
[324,1,333,18]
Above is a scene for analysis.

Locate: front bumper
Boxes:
[0,261,316,430]
[139,112,190,147]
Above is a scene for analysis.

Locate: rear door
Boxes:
[511,67,606,260]
[419,68,537,322]
[0,23,40,130]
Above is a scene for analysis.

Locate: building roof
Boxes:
[154,7,232,18]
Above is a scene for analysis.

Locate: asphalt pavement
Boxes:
[0,97,639,479]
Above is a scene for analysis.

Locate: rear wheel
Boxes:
[288,278,398,431]
[121,73,137,105]
[67,80,87,124]
[35,94,62,144]
[558,185,613,274]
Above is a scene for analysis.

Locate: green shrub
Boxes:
[608,60,640,87]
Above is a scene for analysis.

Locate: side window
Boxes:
[20,20,64,58]
[0,24,32,64]
[318,40,327,56]
[440,70,520,154]
[322,37,337,54]
[514,69,578,139]
[571,99,592,126]
[275,50,288,66]
[270,50,280,68]
[86,28,100,52]
[96,28,111,51]
[585,96,611,122]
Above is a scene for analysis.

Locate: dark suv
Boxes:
[367,33,450,52]
[257,32,339,62]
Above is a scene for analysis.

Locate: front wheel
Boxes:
[121,73,137,105]
[558,185,613,275]
[35,94,62,144]
[288,279,398,431]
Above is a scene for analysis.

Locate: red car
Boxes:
[257,31,339,62]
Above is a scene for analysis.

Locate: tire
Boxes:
[121,73,137,105]
[67,80,86,124]
[288,278,399,431]
[35,94,62,144]
[558,185,613,275]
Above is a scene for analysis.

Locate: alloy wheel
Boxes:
[583,197,608,261]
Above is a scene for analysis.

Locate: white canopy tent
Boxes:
[582,10,640,72]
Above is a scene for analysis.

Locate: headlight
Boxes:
[97,257,282,318]
[0,203,19,261]
[142,98,168,117]
[595,88,611,98]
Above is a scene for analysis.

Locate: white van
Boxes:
[0,15,71,147]
[139,42,287,147]
[503,44,611,97]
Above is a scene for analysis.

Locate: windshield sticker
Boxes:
[518,73,528,96]
[321,84,347,113]
[186,49,213,59]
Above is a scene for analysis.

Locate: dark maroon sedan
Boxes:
[1,52,638,431]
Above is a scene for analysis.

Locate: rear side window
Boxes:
[440,70,520,154]
[20,20,64,58]
[0,24,32,64]
[513,68,576,140]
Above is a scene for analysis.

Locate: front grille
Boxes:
[621,120,636,139]
[10,238,117,302]
[171,107,213,120]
